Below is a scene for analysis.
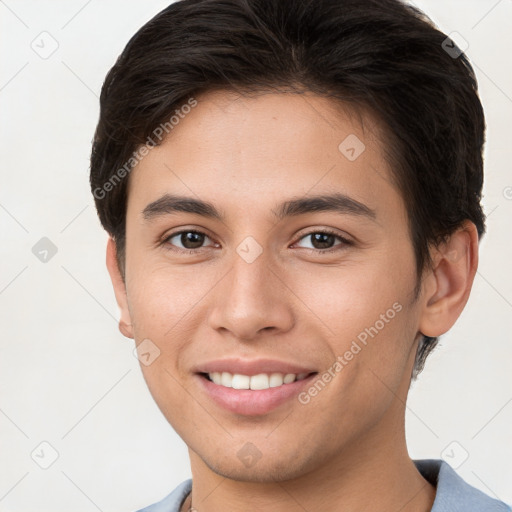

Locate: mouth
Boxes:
[196,371,319,415]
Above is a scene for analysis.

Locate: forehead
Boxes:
[127,90,404,225]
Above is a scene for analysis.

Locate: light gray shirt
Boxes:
[135,459,511,511]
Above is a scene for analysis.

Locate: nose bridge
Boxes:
[208,239,294,339]
[234,234,270,280]
[228,243,278,313]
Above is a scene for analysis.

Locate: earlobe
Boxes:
[419,221,479,337]
[106,238,134,339]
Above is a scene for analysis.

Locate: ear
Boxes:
[418,221,479,337]
[106,238,134,339]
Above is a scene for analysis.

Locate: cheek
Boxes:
[126,260,216,337]
[288,260,416,404]
[289,257,412,341]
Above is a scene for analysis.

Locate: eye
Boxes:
[164,230,216,252]
[162,228,351,254]
[294,229,352,253]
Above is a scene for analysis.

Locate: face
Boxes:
[115,90,428,482]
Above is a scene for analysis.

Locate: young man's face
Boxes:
[114,90,429,481]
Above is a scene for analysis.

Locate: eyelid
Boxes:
[294,226,352,242]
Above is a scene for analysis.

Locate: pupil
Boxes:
[182,232,204,249]
[312,233,334,249]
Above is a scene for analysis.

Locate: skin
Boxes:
[107,90,478,511]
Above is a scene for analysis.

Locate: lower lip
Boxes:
[196,373,318,416]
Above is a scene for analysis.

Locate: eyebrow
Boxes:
[142,192,376,222]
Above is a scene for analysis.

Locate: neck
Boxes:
[184,423,435,511]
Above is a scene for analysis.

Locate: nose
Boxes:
[208,247,295,341]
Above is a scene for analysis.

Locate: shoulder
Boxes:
[134,479,193,512]
[414,459,511,512]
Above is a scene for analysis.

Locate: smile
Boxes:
[197,371,318,415]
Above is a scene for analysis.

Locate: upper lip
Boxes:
[194,358,318,377]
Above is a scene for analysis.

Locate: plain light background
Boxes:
[0,1,511,511]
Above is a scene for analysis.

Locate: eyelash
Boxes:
[162,228,352,255]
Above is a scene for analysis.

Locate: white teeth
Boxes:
[283,373,296,384]
[250,373,269,390]
[269,373,285,388]
[220,372,232,387]
[231,373,250,389]
[207,371,311,390]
